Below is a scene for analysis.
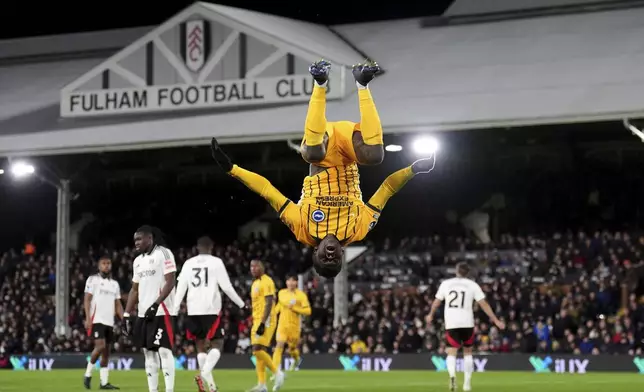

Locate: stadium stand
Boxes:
[1,231,642,359]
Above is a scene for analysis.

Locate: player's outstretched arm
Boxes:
[353,61,384,165]
[211,137,291,213]
[477,299,506,330]
[214,260,246,308]
[366,155,436,212]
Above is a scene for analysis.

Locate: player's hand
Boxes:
[85,318,92,331]
[144,303,159,320]
[255,322,266,336]
[425,313,434,326]
[123,313,133,337]
[411,156,436,174]
[493,319,506,330]
[210,137,234,172]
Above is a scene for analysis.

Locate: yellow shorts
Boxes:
[276,327,301,344]
[251,318,277,347]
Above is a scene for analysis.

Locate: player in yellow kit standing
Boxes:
[249,260,284,392]
[273,274,311,371]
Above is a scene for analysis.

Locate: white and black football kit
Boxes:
[435,277,486,348]
[132,245,177,350]
[174,254,245,341]
[84,275,121,343]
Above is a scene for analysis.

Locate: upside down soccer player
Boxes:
[210,139,436,279]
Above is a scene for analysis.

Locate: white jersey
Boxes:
[174,254,245,315]
[435,277,485,330]
[132,245,177,317]
[84,274,121,327]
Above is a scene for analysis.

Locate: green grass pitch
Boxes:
[2,370,642,391]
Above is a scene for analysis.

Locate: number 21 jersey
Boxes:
[435,277,485,330]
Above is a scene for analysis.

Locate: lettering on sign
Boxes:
[61,76,339,118]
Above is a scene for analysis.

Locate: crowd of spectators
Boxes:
[0,230,643,360]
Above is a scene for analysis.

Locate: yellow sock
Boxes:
[358,88,383,145]
[254,349,277,374]
[304,84,327,146]
[290,347,300,363]
[272,346,284,369]
[256,357,266,385]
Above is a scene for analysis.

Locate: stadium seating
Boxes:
[0,231,643,358]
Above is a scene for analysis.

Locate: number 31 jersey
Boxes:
[174,254,245,316]
[435,277,486,330]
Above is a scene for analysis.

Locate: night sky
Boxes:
[0,1,453,40]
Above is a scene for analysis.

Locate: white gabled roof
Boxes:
[199,3,362,67]
[62,2,363,94]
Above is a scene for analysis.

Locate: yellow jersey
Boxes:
[276,288,311,330]
[250,274,276,322]
[301,121,362,201]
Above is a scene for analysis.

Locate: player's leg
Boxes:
[287,337,302,371]
[98,328,119,389]
[200,316,224,392]
[84,328,104,389]
[194,338,208,392]
[301,60,331,164]
[139,318,161,392]
[352,61,384,165]
[445,329,461,391]
[462,329,476,391]
[153,316,176,392]
[272,334,286,371]
[200,338,223,392]
[250,344,270,392]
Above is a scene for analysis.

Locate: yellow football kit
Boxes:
[250,274,277,347]
[273,288,311,367]
[275,288,311,343]
[229,164,415,246]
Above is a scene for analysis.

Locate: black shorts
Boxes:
[185,314,224,341]
[89,323,114,343]
[445,328,475,348]
[134,315,176,351]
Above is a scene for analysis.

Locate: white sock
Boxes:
[85,360,94,377]
[201,348,221,390]
[158,347,175,392]
[356,81,368,90]
[446,355,457,379]
[315,81,328,88]
[100,367,109,386]
[464,355,474,386]
[197,353,207,370]
[144,349,160,392]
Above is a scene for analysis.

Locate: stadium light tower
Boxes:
[9,160,71,338]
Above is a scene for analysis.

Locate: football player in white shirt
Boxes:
[426,263,505,391]
[83,256,123,390]
[123,226,177,392]
[174,236,246,392]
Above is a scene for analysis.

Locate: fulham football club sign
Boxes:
[59,4,347,118]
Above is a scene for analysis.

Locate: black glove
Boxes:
[255,322,265,336]
[210,138,234,172]
[144,303,159,320]
[123,314,133,337]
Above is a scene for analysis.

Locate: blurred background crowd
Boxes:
[1,230,643,359]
